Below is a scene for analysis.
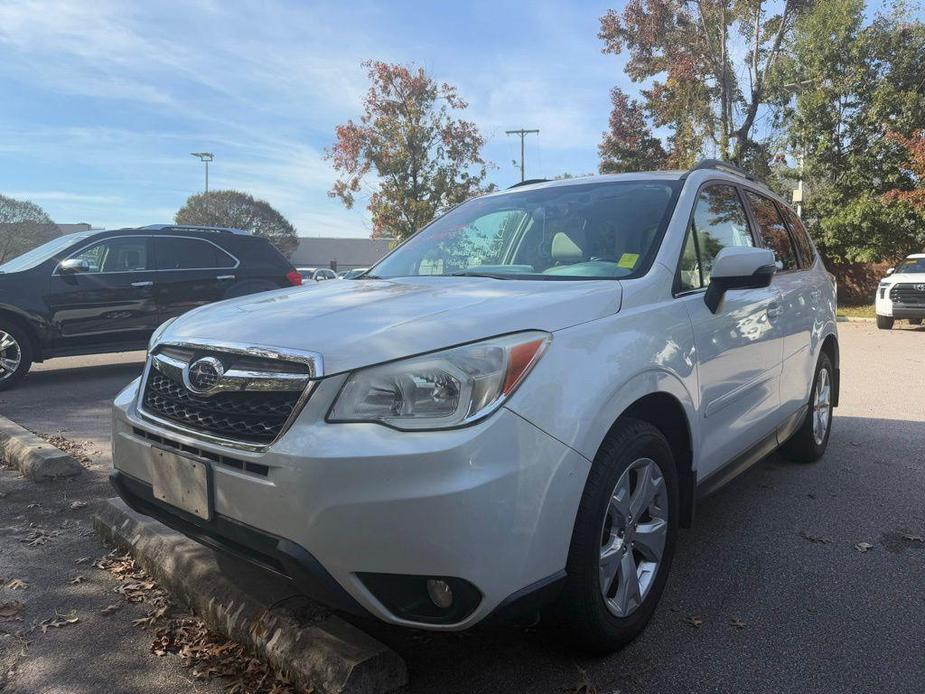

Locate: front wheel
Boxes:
[557,419,679,654]
[781,352,834,463]
[0,322,33,391]
[876,315,894,330]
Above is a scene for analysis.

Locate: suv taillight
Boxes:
[286,270,303,286]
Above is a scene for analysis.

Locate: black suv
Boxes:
[0,224,302,389]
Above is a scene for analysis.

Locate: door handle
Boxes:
[131,281,154,288]
[216,275,235,281]
[767,302,782,320]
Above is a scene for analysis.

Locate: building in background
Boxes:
[57,223,94,234]
[291,236,395,271]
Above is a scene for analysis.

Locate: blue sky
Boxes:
[0,1,910,237]
[0,0,630,237]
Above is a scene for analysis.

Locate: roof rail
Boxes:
[687,158,756,182]
[508,178,549,189]
[140,224,250,235]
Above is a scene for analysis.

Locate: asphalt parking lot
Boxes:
[1,321,924,693]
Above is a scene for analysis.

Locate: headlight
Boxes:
[147,317,177,353]
[328,331,551,430]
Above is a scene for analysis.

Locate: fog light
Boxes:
[426,579,454,609]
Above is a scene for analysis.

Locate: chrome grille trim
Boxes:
[136,339,323,451]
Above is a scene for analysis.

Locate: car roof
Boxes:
[140,224,251,235]
[482,169,782,201]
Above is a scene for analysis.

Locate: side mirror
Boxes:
[886,267,895,276]
[704,247,776,313]
[57,258,91,274]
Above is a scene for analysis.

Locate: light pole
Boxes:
[190,152,213,195]
[505,129,539,182]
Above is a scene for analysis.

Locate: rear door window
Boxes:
[154,238,236,270]
[678,184,755,291]
[744,191,799,271]
[778,204,815,268]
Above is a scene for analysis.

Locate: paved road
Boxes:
[1,323,924,693]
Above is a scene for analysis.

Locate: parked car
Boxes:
[298,267,338,282]
[0,224,301,390]
[874,253,925,329]
[339,267,369,279]
[111,160,838,652]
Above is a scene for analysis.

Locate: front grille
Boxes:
[890,283,925,306]
[140,346,312,445]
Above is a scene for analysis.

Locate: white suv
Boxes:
[111,160,838,651]
[875,254,925,329]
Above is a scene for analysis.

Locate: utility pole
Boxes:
[505,129,539,182]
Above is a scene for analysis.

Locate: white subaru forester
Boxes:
[111,160,839,652]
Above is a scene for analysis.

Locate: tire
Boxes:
[781,352,834,463]
[876,315,894,330]
[0,320,33,392]
[909,318,923,326]
[223,280,279,300]
[557,418,679,654]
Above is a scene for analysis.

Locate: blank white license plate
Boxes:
[150,447,211,520]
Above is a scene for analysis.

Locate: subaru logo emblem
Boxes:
[917,283,925,292]
[183,357,224,395]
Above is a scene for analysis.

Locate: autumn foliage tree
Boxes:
[175,190,298,257]
[599,87,668,173]
[598,0,804,168]
[327,61,493,240]
[885,131,925,210]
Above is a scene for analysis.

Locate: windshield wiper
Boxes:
[449,271,517,280]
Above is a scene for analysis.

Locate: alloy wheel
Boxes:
[812,367,832,445]
[0,330,21,382]
[598,457,669,618]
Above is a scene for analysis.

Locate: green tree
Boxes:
[175,190,298,257]
[783,0,925,262]
[326,61,494,241]
[0,194,57,263]
[598,0,805,167]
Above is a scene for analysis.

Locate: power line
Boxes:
[505,129,539,182]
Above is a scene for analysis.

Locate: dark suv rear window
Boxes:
[154,237,236,270]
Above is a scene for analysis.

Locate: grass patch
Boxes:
[837,304,875,319]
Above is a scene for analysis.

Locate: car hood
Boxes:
[885,273,925,284]
[161,277,622,375]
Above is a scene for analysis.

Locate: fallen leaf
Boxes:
[6,579,28,590]
[855,542,874,553]
[901,533,923,543]
[799,530,830,544]
[687,615,703,628]
[0,601,24,620]
[69,501,87,510]
[101,604,122,615]
[69,576,85,585]
[730,617,747,629]
[74,557,90,565]
[39,609,79,633]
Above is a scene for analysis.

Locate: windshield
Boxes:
[0,232,94,273]
[895,258,925,274]
[370,180,681,280]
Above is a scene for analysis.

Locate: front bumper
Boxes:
[111,376,590,630]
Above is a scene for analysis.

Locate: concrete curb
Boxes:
[94,498,407,694]
[0,415,83,481]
